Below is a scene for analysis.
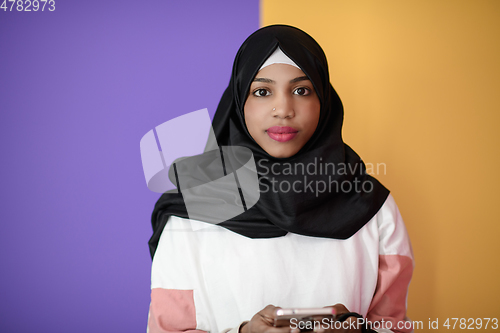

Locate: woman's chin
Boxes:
[264,146,300,159]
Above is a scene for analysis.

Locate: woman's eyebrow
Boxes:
[253,77,275,83]
[289,76,310,84]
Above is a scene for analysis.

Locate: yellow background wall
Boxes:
[262,0,500,327]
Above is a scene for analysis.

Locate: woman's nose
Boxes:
[272,95,295,119]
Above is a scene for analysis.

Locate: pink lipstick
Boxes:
[266,126,298,142]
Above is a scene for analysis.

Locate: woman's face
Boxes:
[244,64,321,158]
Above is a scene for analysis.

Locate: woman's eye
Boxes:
[293,87,310,96]
[253,88,270,97]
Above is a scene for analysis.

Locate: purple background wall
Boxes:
[0,1,259,332]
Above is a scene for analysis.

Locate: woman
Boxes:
[147,25,414,333]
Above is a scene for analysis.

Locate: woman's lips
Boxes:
[266,126,298,142]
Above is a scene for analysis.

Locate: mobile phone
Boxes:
[274,307,336,330]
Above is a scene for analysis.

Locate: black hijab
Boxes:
[149,25,389,258]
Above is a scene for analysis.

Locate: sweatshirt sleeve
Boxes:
[146,215,212,333]
[366,195,415,333]
[147,289,207,333]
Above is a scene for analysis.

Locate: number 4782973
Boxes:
[1,0,55,11]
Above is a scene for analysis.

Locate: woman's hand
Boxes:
[313,304,362,333]
[240,304,364,333]
[240,305,292,333]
